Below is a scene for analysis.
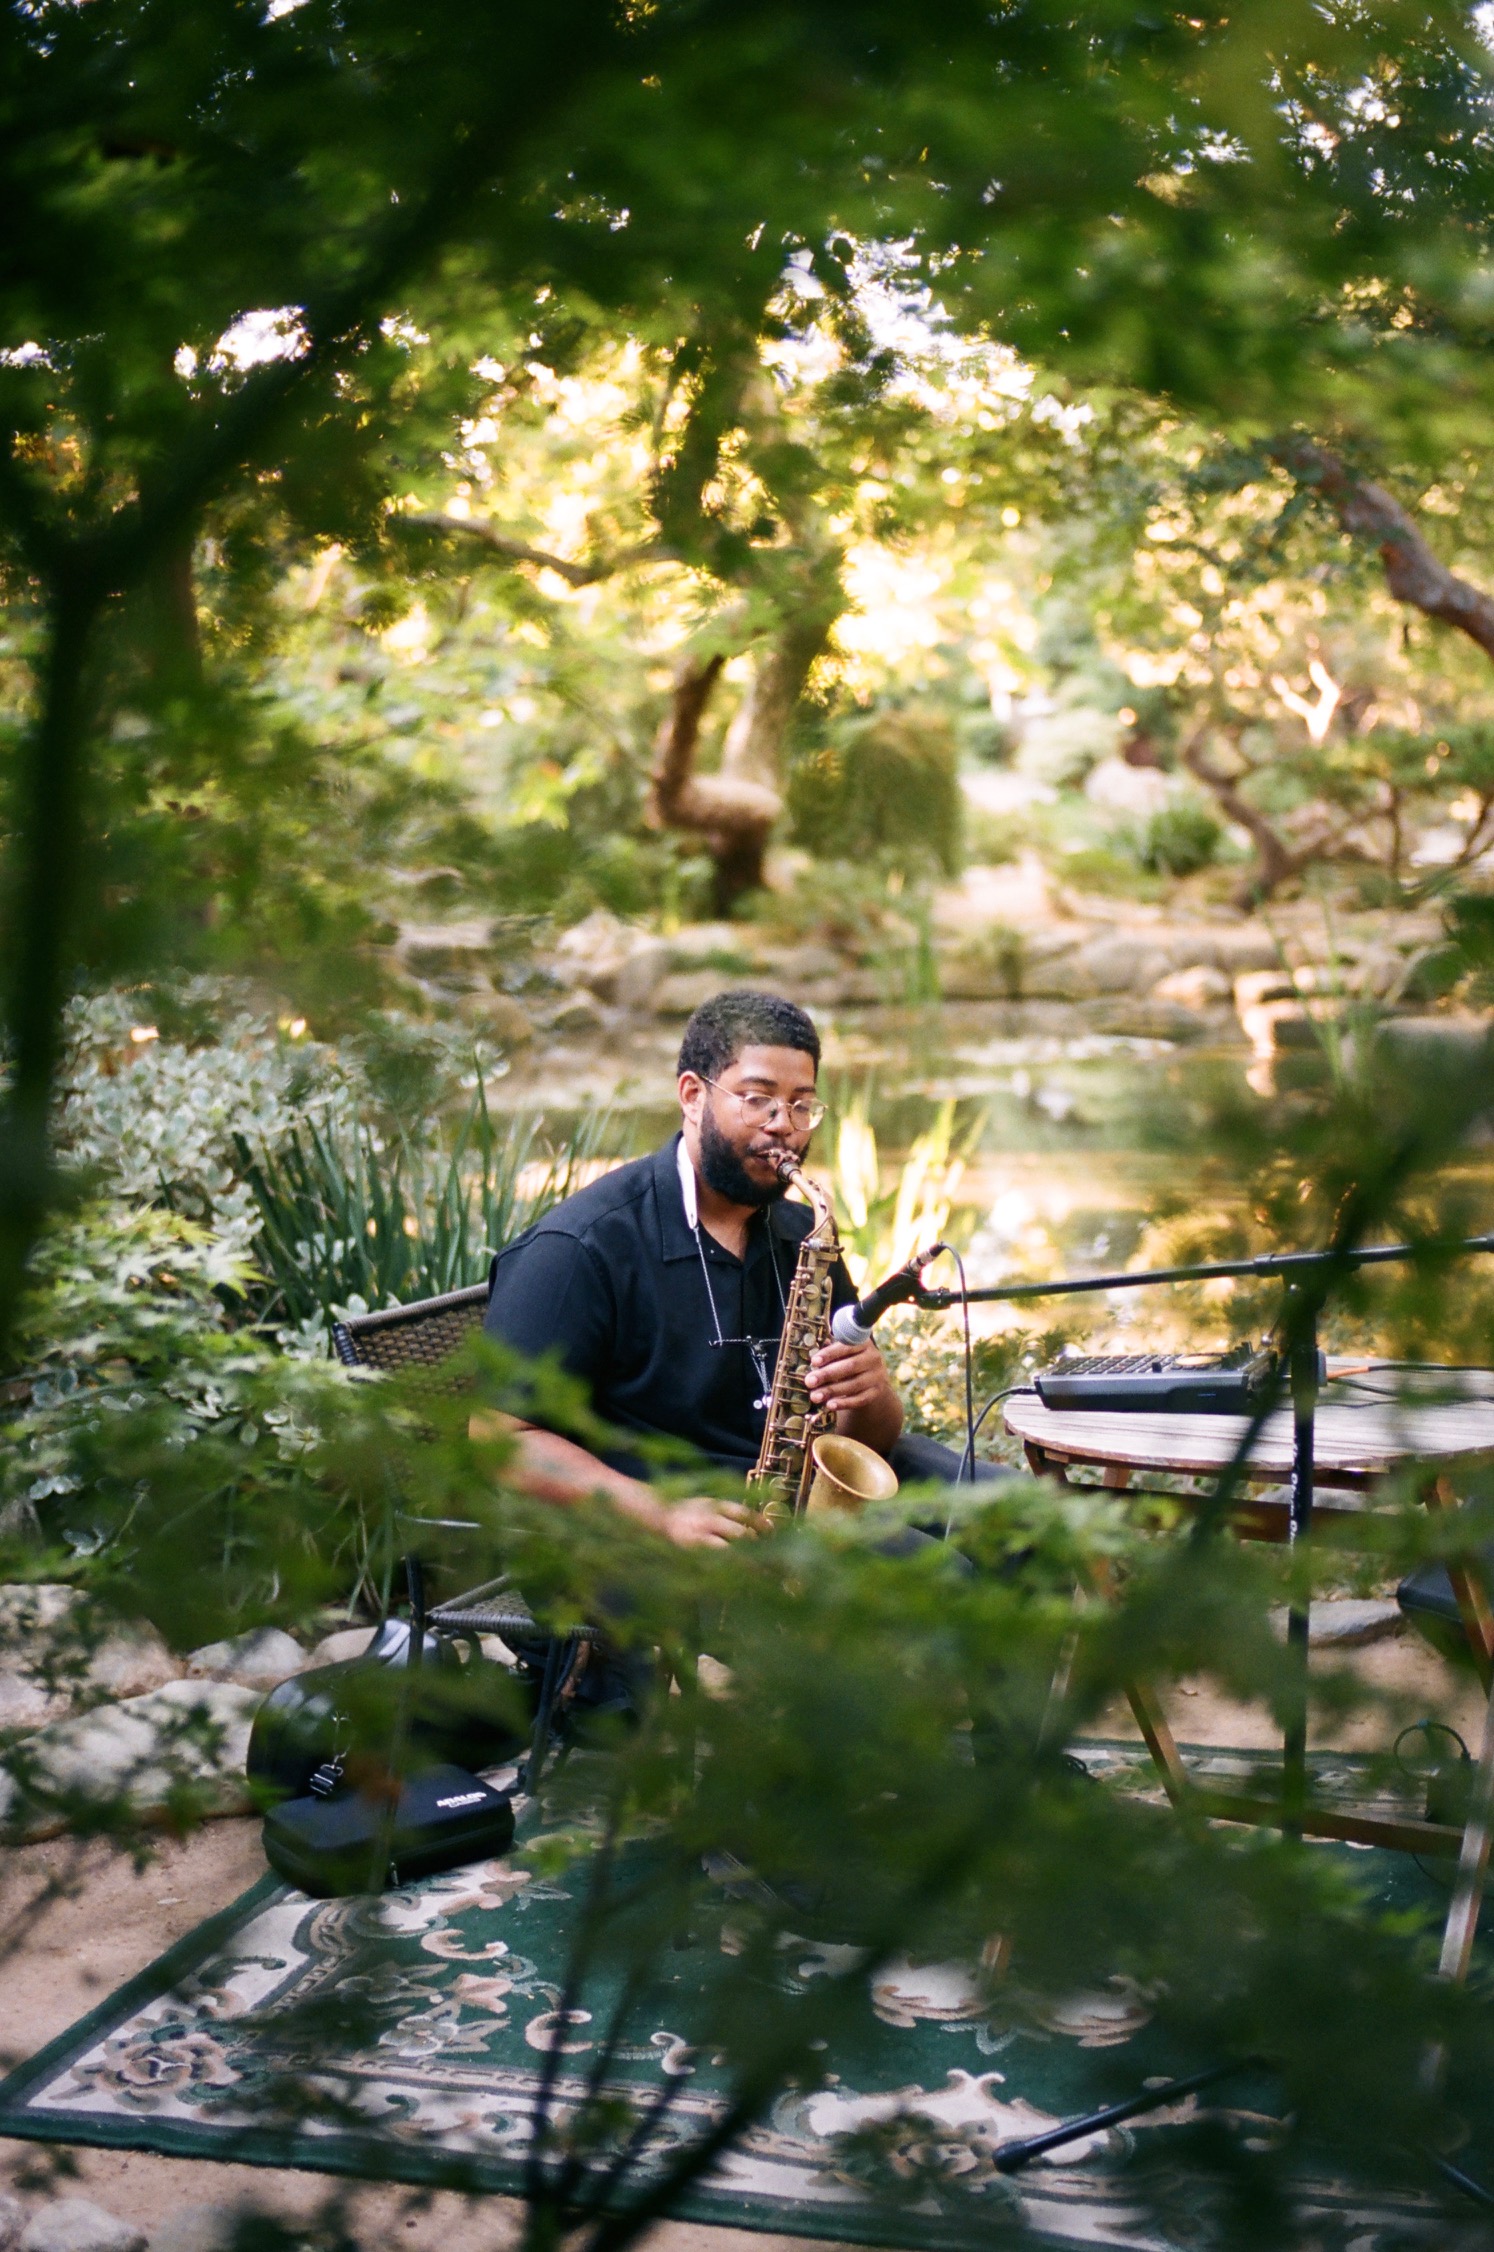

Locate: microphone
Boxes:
[830,1244,949,1344]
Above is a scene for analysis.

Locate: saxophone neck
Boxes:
[771,1152,836,1246]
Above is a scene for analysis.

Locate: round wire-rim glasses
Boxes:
[699,1076,826,1133]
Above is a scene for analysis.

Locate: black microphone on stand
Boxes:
[830,1243,950,1344]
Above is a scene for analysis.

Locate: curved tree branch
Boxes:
[647,651,782,910]
[650,652,726,821]
[401,511,664,587]
[1270,437,1494,664]
[1181,724,1297,903]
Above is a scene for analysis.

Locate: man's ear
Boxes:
[678,1070,707,1125]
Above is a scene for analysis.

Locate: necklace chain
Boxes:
[691,1216,790,1411]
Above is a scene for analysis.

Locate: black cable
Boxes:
[943,1386,1036,1534]
[992,2060,1249,2173]
[1395,1720,1473,1888]
[1435,2154,1494,2210]
[969,1384,1036,1453]
[946,1247,975,1482]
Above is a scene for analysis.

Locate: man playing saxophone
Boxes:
[479,989,924,1547]
[479,990,991,1549]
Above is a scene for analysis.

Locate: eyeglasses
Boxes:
[699,1077,826,1133]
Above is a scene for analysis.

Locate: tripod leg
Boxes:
[1439,1668,1494,1984]
[525,1632,581,1797]
[1283,1297,1318,1839]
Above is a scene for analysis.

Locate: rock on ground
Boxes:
[1152,964,1231,1009]
[187,1627,307,1690]
[0,1584,181,1734]
[142,2207,247,2252]
[0,1679,262,1839]
[20,2203,146,2252]
[309,1624,379,1667]
[1269,1598,1406,1648]
[0,2193,24,2252]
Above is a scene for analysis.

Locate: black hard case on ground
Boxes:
[246,1620,525,1804]
[261,1762,516,1897]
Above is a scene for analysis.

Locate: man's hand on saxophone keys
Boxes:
[807,1337,904,1454]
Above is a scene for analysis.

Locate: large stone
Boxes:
[550,907,628,980]
[612,938,674,1010]
[1374,1014,1492,1063]
[550,911,670,1007]
[1348,946,1411,1000]
[0,1678,262,1839]
[1016,951,1097,1002]
[142,2207,245,2252]
[1151,964,1231,1009]
[0,2192,25,2252]
[828,967,893,1006]
[754,942,844,985]
[663,921,760,968]
[309,1624,380,1667]
[395,919,496,978]
[0,1585,181,1734]
[1234,968,1296,1012]
[20,2203,146,2252]
[1092,999,1210,1043]
[1179,926,1280,976]
[651,969,740,1017]
[542,992,607,1037]
[187,1626,307,1690]
[1076,935,1175,996]
[482,993,535,1048]
[1269,1598,1405,1648]
[1020,931,1172,1000]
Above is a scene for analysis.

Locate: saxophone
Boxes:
[746,1154,900,1520]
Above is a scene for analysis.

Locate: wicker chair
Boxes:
[331,1283,592,1787]
[331,1282,491,1386]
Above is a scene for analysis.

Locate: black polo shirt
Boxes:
[484,1135,855,1478]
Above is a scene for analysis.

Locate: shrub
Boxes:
[235,1089,621,1331]
[788,705,963,877]
[1137,799,1224,877]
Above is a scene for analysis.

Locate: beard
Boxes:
[698,1105,790,1209]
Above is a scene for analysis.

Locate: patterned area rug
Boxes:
[0,1746,1477,2251]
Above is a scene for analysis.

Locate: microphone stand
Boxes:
[859,1229,1494,2199]
[872,1232,1494,1835]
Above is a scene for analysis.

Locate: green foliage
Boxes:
[237,1091,620,1330]
[13,1,1494,2237]
[307,1404,1494,2249]
[788,705,963,878]
[1137,798,1226,878]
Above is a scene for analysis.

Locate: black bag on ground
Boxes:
[262,1761,515,1897]
[247,1619,526,1805]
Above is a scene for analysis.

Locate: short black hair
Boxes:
[677,990,821,1081]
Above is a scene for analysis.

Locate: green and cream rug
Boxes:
[0,1746,1478,2251]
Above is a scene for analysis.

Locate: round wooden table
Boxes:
[1003,1361,1494,1904]
[1005,1362,1494,1507]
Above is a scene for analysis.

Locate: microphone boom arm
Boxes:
[908,1233,1494,1310]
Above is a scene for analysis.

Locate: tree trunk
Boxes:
[712,542,841,895]
[647,653,781,912]
[1180,726,1299,906]
[0,577,103,1360]
[141,522,202,693]
[721,608,833,795]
